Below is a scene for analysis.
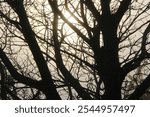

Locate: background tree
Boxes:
[0,0,150,99]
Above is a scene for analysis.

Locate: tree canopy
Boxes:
[0,0,150,100]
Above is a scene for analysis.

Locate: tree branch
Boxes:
[101,0,111,15]
[0,48,41,89]
[114,0,132,26]
[82,0,101,23]
[141,23,150,53]
[128,74,150,99]
[48,0,90,44]
[51,1,92,99]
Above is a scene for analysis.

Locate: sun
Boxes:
[63,11,78,24]
[61,11,80,43]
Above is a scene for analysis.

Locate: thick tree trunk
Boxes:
[103,79,122,99]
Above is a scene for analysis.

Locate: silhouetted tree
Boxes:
[0,0,150,99]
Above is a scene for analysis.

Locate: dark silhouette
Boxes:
[0,0,150,99]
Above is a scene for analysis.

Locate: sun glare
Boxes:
[63,11,78,24]
[60,11,81,43]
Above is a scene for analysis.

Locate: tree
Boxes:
[0,0,150,100]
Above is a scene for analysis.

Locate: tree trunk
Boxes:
[103,78,122,99]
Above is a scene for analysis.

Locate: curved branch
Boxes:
[128,74,150,99]
[0,48,41,89]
